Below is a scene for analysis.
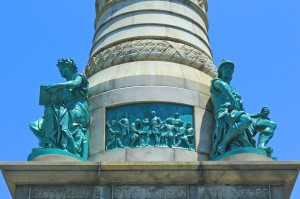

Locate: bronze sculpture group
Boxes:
[29,58,276,159]
[210,59,276,158]
[105,111,195,151]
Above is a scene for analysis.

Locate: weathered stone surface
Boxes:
[16,185,111,199]
[189,185,272,199]
[1,161,299,199]
[113,185,188,199]
[89,108,106,156]
[88,62,212,96]
[194,107,213,155]
[90,149,126,162]
[14,184,285,199]
[174,149,202,161]
[91,0,211,59]
[126,147,175,161]
[88,86,210,111]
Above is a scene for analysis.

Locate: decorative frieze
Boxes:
[85,39,217,78]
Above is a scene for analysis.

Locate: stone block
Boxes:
[91,25,169,56]
[165,25,211,55]
[108,0,172,20]
[88,62,214,98]
[194,107,213,155]
[114,75,185,91]
[96,6,113,31]
[15,186,30,199]
[189,185,272,199]
[89,108,106,157]
[180,65,212,92]
[169,0,208,30]
[126,147,175,161]
[115,61,183,79]
[89,86,202,111]
[270,185,285,199]
[197,153,210,161]
[16,185,111,199]
[88,64,119,88]
[94,12,134,42]
[93,149,126,162]
[174,149,198,161]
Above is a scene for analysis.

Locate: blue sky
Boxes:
[0,0,299,198]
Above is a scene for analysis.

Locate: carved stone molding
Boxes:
[85,39,217,78]
[95,0,208,17]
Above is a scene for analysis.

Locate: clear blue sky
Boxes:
[0,1,299,198]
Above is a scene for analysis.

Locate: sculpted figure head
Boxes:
[111,120,116,126]
[151,111,156,117]
[135,119,142,127]
[57,58,78,78]
[217,59,234,81]
[186,122,192,128]
[174,113,179,119]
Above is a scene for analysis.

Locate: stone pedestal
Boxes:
[1,161,299,199]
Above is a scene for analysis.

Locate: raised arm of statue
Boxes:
[45,75,83,95]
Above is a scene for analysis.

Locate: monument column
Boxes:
[85,0,217,161]
[1,1,300,199]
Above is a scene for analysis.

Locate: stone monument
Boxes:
[84,0,216,162]
[1,0,300,199]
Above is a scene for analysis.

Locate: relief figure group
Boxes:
[106,111,195,151]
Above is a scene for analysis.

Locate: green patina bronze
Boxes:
[105,103,195,151]
[210,59,276,159]
[29,58,90,159]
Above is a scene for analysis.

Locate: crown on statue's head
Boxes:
[57,58,76,67]
[56,58,78,72]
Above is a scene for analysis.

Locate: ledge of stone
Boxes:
[1,161,299,198]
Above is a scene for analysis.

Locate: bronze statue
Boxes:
[30,58,90,157]
[210,59,276,158]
